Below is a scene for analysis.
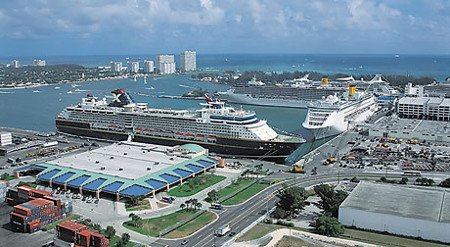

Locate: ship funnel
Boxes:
[321,77,329,86]
[349,84,357,97]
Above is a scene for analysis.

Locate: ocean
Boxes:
[1,53,449,142]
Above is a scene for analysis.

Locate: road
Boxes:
[151,171,399,247]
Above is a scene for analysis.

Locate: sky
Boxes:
[0,0,449,56]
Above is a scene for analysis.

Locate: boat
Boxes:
[33,90,40,93]
[55,90,305,162]
[302,85,378,140]
[218,75,346,109]
[54,86,61,89]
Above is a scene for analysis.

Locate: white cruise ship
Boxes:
[302,85,378,139]
[56,89,305,162]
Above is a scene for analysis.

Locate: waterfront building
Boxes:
[159,61,176,75]
[0,132,12,146]
[339,181,450,244]
[143,60,154,73]
[156,55,176,74]
[33,59,46,66]
[11,60,19,68]
[129,61,139,73]
[180,50,196,72]
[110,61,122,73]
[397,96,450,120]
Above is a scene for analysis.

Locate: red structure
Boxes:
[8,186,72,233]
[56,221,109,247]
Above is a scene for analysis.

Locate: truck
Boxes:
[291,164,305,173]
[161,196,175,203]
[323,157,337,165]
[216,224,231,237]
[210,203,223,210]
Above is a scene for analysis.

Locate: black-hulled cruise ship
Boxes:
[56,89,305,162]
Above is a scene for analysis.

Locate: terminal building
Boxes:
[16,142,221,200]
[339,181,450,244]
[397,96,450,121]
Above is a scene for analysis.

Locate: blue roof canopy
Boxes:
[197,159,215,168]
[83,178,107,191]
[173,168,192,178]
[101,181,124,193]
[39,169,61,181]
[145,178,166,190]
[67,175,91,187]
[185,164,204,173]
[159,173,179,184]
[53,172,76,184]
[120,184,152,197]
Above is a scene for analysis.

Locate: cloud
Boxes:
[0,0,449,54]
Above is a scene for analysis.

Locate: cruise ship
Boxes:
[56,89,305,162]
[218,75,347,108]
[219,74,396,109]
[302,85,378,140]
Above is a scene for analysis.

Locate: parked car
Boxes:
[181,239,189,245]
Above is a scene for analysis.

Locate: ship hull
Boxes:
[221,93,311,109]
[56,120,304,163]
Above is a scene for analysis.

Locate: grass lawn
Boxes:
[123,209,207,237]
[164,211,216,239]
[236,223,285,242]
[222,182,269,205]
[167,174,226,197]
[1,174,16,181]
[342,228,449,247]
[16,181,37,188]
[125,200,151,211]
[207,178,256,202]
[275,236,321,247]
[42,214,81,230]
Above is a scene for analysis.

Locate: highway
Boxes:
[151,171,398,247]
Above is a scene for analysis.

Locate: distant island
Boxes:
[0,64,132,88]
[192,70,440,89]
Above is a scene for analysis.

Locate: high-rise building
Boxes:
[110,62,123,73]
[143,60,154,73]
[180,51,196,72]
[129,62,139,73]
[159,62,176,75]
[11,60,19,68]
[33,59,46,66]
[156,55,176,74]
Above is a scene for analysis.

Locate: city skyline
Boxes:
[0,0,449,56]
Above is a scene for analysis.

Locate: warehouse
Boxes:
[18,141,220,200]
[339,181,450,243]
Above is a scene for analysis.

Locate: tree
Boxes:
[207,189,219,202]
[380,177,387,183]
[93,223,102,232]
[315,215,344,237]
[196,202,202,210]
[0,173,9,180]
[276,186,307,218]
[121,233,130,245]
[191,199,198,210]
[440,178,450,188]
[185,199,191,210]
[314,184,348,218]
[180,203,186,210]
[105,226,116,239]
[273,207,287,219]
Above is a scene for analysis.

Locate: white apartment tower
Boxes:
[110,61,123,73]
[180,51,196,72]
[143,60,154,73]
[156,55,176,74]
[33,59,46,66]
[11,60,19,68]
[130,61,139,73]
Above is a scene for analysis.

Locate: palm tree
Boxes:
[191,199,198,210]
[180,203,186,210]
[128,213,135,219]
[196,202,202,211]
[185,199,191,210]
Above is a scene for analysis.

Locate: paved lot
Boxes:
[0,202,54,247]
